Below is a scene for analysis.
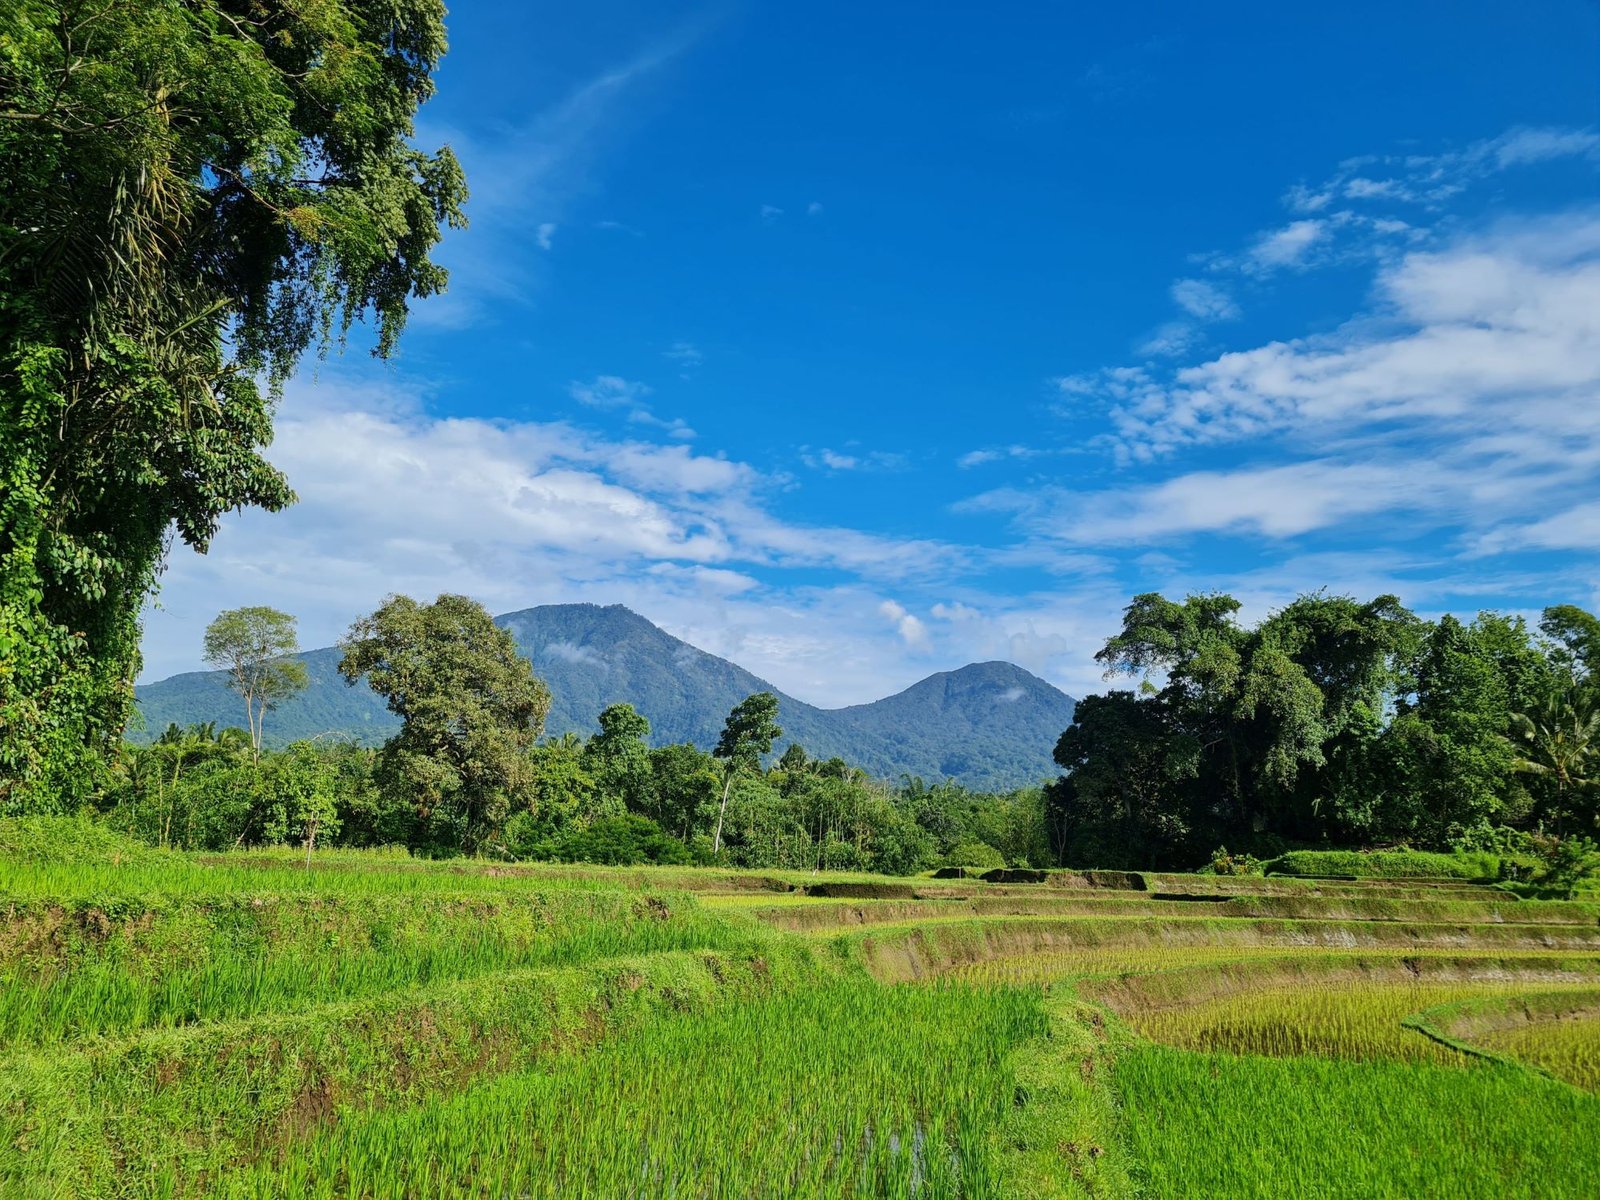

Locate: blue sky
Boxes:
[140,0,1600,706]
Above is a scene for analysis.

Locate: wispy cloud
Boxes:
[1170,278,1239,320]
[569,375,652,409]
[411,35,697,326]
[801,446,908,472]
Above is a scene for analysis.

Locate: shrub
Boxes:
[1207,846,1265,876]
[1527,833,1600,898]
[553,815,694,867]
[0,814,170,866]
[941,840,1005,871]
[1263,849,1499,881]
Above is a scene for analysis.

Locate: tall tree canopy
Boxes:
[338,595,548,854]
[711,692,781,852]
[202,606,307,758]
[1051,593,1592,866]
[0,0,466,810]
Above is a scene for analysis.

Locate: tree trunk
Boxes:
[712,768,735,853]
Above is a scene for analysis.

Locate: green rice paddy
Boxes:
[3,830,1597,1197]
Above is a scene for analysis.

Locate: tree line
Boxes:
[1047,592,1600,870]
[101,594,1050,873]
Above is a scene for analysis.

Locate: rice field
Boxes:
[1474,1011,1600,1090]
[3,830,1597,1197]
[1126,980,1590,1063]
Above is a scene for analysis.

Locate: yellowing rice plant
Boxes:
[1473,1011,1600,1090]
[1126,980,1594,1063]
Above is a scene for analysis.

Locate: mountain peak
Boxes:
[134,602,1076,790]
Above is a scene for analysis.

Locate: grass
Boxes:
[1264,848,1501,881]
[0,889,764,1046]
[4,828,1598,1198]
[1114,1047,1600,1199]
[1127,981,1588,1064]
[2,948,818,1196]
[1475,1012,1600,1090]
[207,982,1045,1200]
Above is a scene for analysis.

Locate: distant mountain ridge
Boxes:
[133,603,1076,791]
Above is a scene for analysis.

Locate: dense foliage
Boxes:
[94,708,1050,874]
[1047,592,1600,869]
[338,594,551,855]
[0,0,464,811]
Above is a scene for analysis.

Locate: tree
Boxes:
[711,692,781,853]
[265,742,341,867]
[778,743,809,773]
[0,0,465,811]
[582,704,652,813]
[646,742,720,840]
[202,607,308,759]
[338,595,549,854]
[1540,605,1600,683]
[1506,689,1599,832]
[1047,691,1203,868]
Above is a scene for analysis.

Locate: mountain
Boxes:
[133,603,1076,791]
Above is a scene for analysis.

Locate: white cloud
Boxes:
[1105,212,1600,461]
[664,341,703,367]
[1170,278,1239,320]
[627,410,697,440]
[139,378,981,701]
[569,375,698,439]
[1246,219,1327,271]
[969,459,1452,544]
[1137,321,1200,358]
[806,201,824,216]
[569,375,652,409]
[801,446,907,472]
[879,600,930,649]
[410,39,692,328]
[1489,127,1600,168]
[545,641,605,668]
[957,445,1060,469]
[979,207,1600,575]
[760,204,784,221]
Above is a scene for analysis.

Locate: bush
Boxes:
[552,815,694,867]
[940,840,1005,871]
[0,814,170,866]
[1207,846,1266,876]
[1263,849,1499,881]
[1527,833,1600,898]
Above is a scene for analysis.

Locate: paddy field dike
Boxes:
[3,826,1598,1198]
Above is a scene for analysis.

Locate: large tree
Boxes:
[711,692,781,853]
[1075,590,1419,856]
[0,1,466,810]
[202,606,307,759]
[338,595,549,854]
[582,703,653,814]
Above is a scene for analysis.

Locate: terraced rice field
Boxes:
[3,843,1597,1197]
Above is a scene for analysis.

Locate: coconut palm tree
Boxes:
[1506,689,1600,829]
